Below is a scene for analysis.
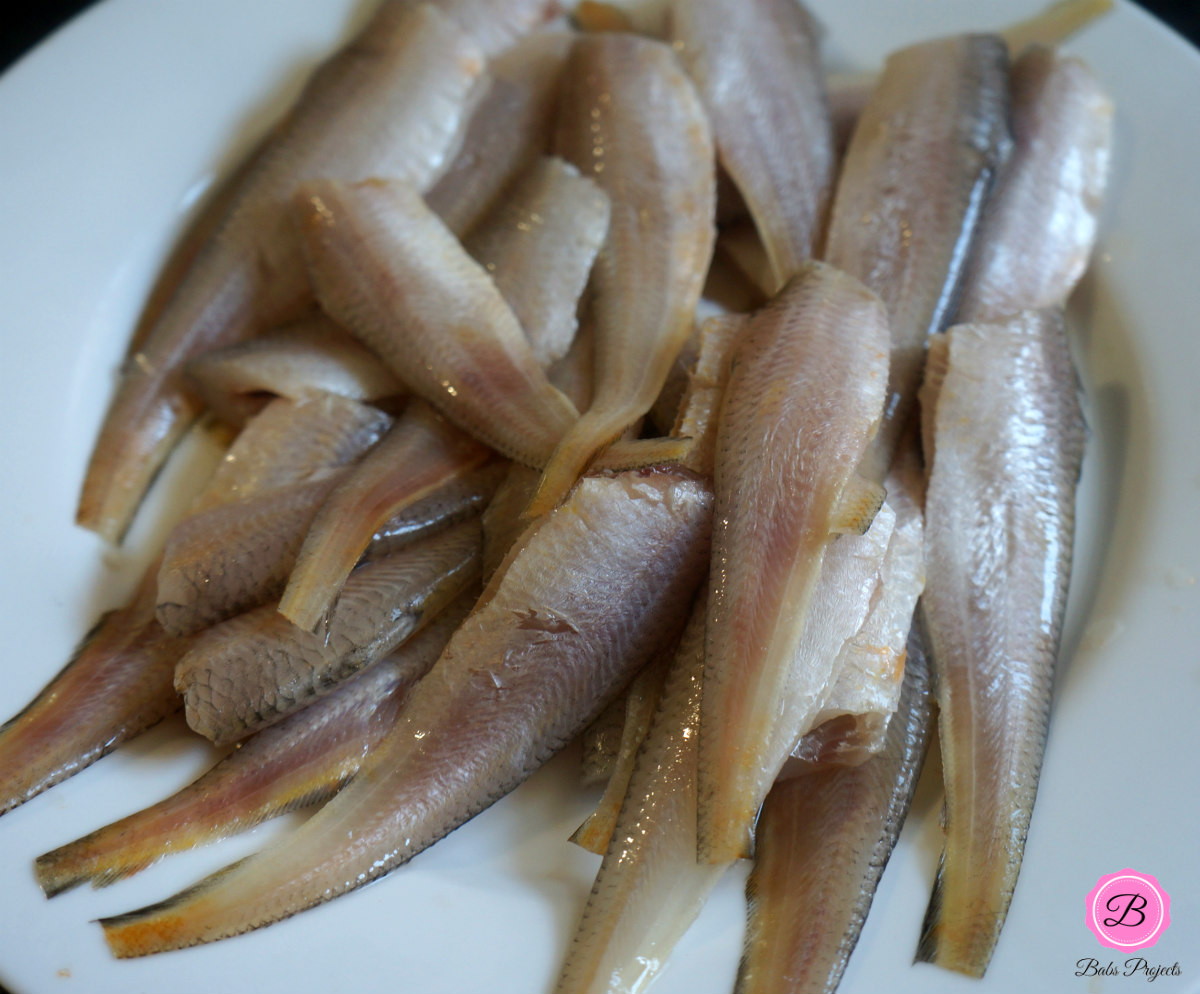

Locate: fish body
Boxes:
[700,261,889,862]
[101,467,712,957]
[78,2,486,541]
[916,309,1086,975]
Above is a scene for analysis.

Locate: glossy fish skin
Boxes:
[296,178,580,467]
[77,3,486,542]
[101,468,712,958]
[700,262,889,863]
[465,157,611,366]
[557,595,725,994]
[736,631,935,994]
[426,30,573,238]
[279,401,496,631]
[955,45,1113,322]
[434,0,559,58]
[184,315,403,427]
[530,32,716,514]
[0,566,185,816]
[824,33,1012,480]
[0,396,387,814]
[916,309,1086,976]
[670,0,834,290]
[176,520,482,746]
[34,597,471,898]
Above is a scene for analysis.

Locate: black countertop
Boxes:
[1,0,1197,75]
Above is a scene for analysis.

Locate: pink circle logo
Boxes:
[1085,870,1171,951]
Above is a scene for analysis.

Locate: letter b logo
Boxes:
[1086,871,1170,951]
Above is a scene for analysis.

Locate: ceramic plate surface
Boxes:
[1,2,1197,991]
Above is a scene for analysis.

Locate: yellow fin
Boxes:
[591,436,694,474]
[830,475,887,536]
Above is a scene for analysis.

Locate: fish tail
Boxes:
[523,411,626,519]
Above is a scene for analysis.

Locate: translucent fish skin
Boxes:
[184,315,403,427]
[955,46,1113,322]
[77,3,485,542]
[916,310,1086,976]
[35,598,469,897]
[279,401,496,631]
[670,0,834,290]
[736,631,935,994]
[465,157,611,366]
[433,0,559,57]
[176,520,482,745]
[0,567,184,816]
[296,178,580,466]
[824,33,1012,480]
[556,594,727,994]
[530,32,716,513]
[426,31,573,238]
[700,262,889,863]
[100,468,712,958]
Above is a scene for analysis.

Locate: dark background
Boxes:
[0,0,1198,73]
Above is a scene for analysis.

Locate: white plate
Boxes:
[1,2,1198,992]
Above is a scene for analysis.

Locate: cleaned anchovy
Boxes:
[427,31,573,237]
[556,594,724,994]
[297,177,580,466]
[34,596,470,897]
[671,0,834,290]
[824,33,1012,480]
[176,520,482,745]
[529,32,716,515]
[184,314,403,427]
[279,400,496,631]
[700,261,889,862]
[916,309,1086,976]
[465,156,611,366]
[100,467,712,957]
[955,45,1113,322]
[736,631,935,994]
[77,2,485,541]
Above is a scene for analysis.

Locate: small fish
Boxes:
[296,177,580,466]
[736,631,935,994]
[100,467,712,957]
[77,2,486,542]
[34,595,470,897]
[175,519,482,745]
[699,261,889,863]
[916,309,1086,976]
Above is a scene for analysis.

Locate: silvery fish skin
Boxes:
[670,0,834,290]
[184,314,403,427]
[529,32,716,515]
[34,596,471,897]
[736,631,935,994]
[77,2,486,542]
[700,261,889,863]
[175,520,482,746]
[278,400,497,631]
[465,156,611,367]
[296,178,580,467]
[955,45,1113,322]
[556,594,726,994]
[916,309,1085,976]
[433,0,559,57]
[100,468,712,958]
[824,33,1012,481]
[0,565,184,816]
[1,396,389,813]
[427,30,574,238]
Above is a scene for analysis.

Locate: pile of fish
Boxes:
[0,0,1114,989]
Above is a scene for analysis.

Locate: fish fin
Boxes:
[590,436,694,473]
[829,476,887,536]
[1001,0,1113,55]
